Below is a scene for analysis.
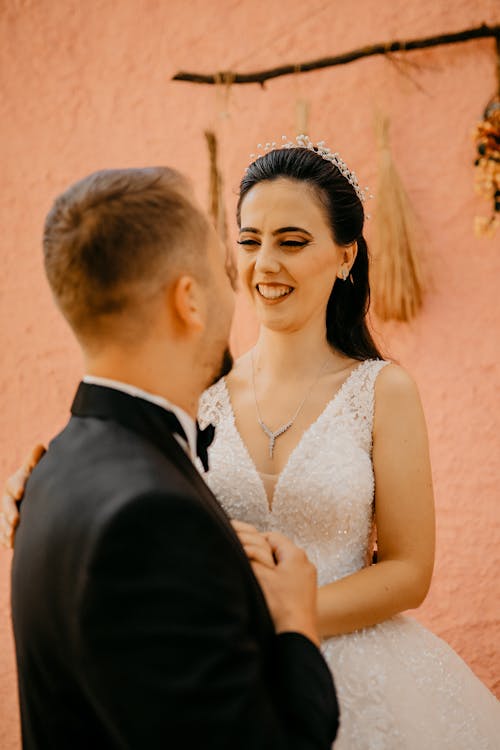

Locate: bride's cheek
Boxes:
[237,257,254,294]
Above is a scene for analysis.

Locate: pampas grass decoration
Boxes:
[371,114,425,322]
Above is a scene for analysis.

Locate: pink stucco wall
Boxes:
[1,1,499,746]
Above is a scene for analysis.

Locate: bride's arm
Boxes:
[317,364,435,639]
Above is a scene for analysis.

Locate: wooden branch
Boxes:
[172,23,500,86]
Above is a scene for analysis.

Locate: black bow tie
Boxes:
[196,421,216,472]
[163,410,215,472]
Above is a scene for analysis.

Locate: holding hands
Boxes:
[2,448,320,648]
[231,520,276,569]
[232,520,320,647]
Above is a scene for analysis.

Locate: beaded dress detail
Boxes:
[198,359,500,749]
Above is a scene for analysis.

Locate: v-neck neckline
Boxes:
[221,360,371,514]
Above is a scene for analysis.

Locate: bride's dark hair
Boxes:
[237,147,382,361]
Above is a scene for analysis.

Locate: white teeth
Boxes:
[257,284,293,300]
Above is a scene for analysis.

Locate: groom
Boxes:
[10,167,338,748]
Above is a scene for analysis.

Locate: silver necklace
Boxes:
[251,350,330,459]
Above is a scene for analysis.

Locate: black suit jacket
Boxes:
[11,383,339,749]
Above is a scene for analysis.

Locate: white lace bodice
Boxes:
[199,358,500,749]
[199,359,389,587]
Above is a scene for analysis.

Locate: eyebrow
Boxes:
[239,226,313,237]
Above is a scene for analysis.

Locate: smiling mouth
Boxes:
[256,284,295,301]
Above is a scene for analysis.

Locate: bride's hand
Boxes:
[1,444,46,549]
[231,519,276,569]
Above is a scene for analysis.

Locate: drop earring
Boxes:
[341,267,348,281]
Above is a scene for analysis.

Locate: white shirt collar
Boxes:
[82,375,198,462]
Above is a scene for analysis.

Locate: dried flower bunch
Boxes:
[473,97,500,237]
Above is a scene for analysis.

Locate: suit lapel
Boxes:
[71,383,274,631]
[160,426,255,567]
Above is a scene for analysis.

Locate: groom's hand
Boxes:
[1,444,46,549]
[251,531,320,647]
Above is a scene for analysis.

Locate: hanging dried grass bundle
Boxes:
[371,114,425,322]
[204,130,225,237]
[204,130,237,287]
[295,98,310,136]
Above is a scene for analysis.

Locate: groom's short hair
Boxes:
[43,166,209,336]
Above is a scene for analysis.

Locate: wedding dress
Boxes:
[198,359,500,749]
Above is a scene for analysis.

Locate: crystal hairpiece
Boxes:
[248,134,370,204]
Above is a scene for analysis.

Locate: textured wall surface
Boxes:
[1,0,499,745]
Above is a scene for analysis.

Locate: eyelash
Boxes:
[237,240,309,248]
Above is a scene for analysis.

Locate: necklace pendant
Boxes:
[258,419,294,459]
[252,349,331,462]
[268,434,276,459]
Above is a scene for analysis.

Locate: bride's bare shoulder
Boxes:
[375,363,420,397]
[374,363,425,425]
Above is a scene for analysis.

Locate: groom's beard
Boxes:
[210,347,233,386]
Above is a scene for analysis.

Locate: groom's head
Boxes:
[43,167,234,391]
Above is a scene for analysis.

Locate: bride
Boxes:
[199,136,500,748]
[3,136,500,747]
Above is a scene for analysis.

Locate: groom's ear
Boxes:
[170,274,206,334]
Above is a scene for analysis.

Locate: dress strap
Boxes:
[338,359,391,452]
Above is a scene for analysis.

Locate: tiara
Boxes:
[248,134,370,204]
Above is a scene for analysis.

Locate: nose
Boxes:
[254,241,281,274]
